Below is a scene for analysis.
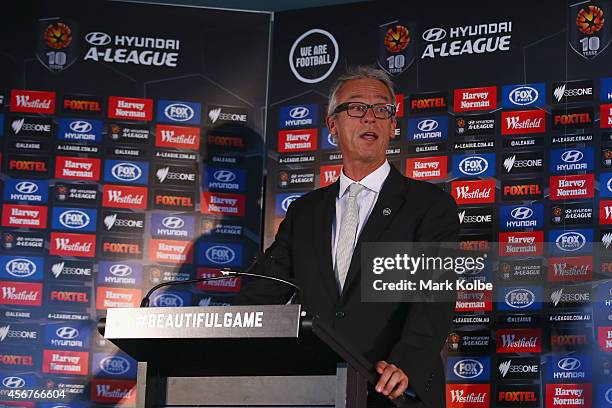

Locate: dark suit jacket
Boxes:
[236,165,460,408]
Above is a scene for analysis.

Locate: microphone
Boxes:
[139,250,302,307]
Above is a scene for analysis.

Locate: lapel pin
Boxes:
[383,208,391,216]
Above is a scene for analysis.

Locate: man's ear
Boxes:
[389,117,397,140]
[325,115,337,137]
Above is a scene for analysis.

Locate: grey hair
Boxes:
[327,66,396,117]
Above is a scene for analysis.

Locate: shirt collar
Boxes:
[338,160,390,198]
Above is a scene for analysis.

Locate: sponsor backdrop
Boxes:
[0,0,269,406]
[266,0,612,407]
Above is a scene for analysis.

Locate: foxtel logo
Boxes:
[102,185,148,209]
[49,232,96,257]
[451,180,495,204]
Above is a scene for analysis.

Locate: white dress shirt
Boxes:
[331,160,390,269]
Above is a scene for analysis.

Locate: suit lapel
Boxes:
[340,166,407,300]
[314,181,340,301]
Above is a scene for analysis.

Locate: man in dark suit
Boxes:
[236,66,459,407]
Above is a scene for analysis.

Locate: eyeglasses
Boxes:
[332,102,397,119]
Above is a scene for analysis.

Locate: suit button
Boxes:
[335,311,346,318]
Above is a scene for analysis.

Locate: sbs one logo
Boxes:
[459,156,489,176]
[453,359,484,379]
[111,162,142,182]
[281,195,301,212]
[504,288,535,309]
[6,258,36,278]
[164,103,194,122]
[59,209,90,229]
[555,231,586,252]
[162,216,184,229]
[205,245,235,264]
[289,106,309,119]
[421,21,512,59]
[56,326,79,339]
[100,355,130,375]
[2,376,25,388]
[15,181,39,194]
[109,264,133,277]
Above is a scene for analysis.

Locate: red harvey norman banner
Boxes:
[108,96,153,121]
[499,231,544,256]
[406,156,447,180]
[549,174,594,200]
[96,287,142,310]
[446,383,490,408]
[201,192,245,216]
[42,350,88,375]
[149,239,193,264]
[453,86,497,112]
[55,156,101,181]
[1,204,48,229]
[601,103,612,129]
[278,129,318,152]
[501,109,546,135]
[598,326,612,351]
[545,383,591,408]
[10,89,56,114]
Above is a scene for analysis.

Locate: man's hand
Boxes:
[375,360,409,399]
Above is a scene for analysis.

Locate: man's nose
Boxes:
[361,106,377,122]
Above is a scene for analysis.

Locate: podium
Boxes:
[100,305,396,407]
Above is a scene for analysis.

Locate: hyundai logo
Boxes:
[85,32,112,46]
[109,264,133,277]
[289,106,309,119]
[2,376,25,388]
[153,293,184,307]
[511,207,533,220]
[213,170,236,183]
[164,103,194,122]
[6,258,36,278]
[59,209,90,229]
[162,216,184,229]
[558,357,581,371]
[100,356,130,375]
[555,231,586,252]
[561,150,583,163]
[111,162,142,181]
[15,181,38,194]
[56,326,79,340]
[205,245,236,264]
[327,132,338,146]
[504,288,535,309]
[422,27,447,42]
[417,119,439,132]
[458,156,488,176]
[452,359,484,379]
[509,86,539,105]
[608,177,612,193]
[281,195,301,212]
[606,387,612,404]
[69,121,93,133]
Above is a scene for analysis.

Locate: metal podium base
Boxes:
[137,362,367,407]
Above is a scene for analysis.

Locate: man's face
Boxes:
[326,78,396,167]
